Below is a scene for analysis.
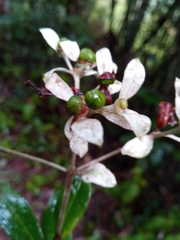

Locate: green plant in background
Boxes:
[1,27,180,239]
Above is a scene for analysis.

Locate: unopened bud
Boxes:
[115,98,128,110]
[98,72,115,86]
[79,48,96,63]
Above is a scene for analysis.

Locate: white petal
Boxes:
[43,68,72,83]
[39,28,60,51]
[165,134,180,142]
[107,80,122,95]
[59,40,80,61]
[175,77,180,120]
[96,48,113,75]
[43,69,55,84]
[70,136,88,158]
[121,135,154,158]
[101,105,132,130]
[45,73,73,101]
[81,163,117,187]
[71,118,104,147]
[112,62,118,74]
[123,109,151,138]
[64,117,88,157]
[119,58,145,99]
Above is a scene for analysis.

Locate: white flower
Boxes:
[96,47,121,95]
[44,72,104,158]
[39,28,80,61]
[101,58,151,138]
[64,117,104,158]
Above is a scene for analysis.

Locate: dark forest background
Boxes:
[1,0,180,239]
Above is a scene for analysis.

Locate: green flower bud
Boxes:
[98,72,115,86]
[79,48,96,63]
[67,96,83,114]
[115,98,128,110]
[85,89,106,109]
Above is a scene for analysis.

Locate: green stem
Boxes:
[0,145,67,172]
[56,153,76,236]
[77,147,121,174]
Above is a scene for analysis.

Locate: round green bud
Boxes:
[116,98,128,110]
[79,48,96,63]
[85,89,106,109]
[98,72,115,86]
[67,96,83,114]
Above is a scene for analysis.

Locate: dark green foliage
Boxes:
[41,175,91,239]
[0,177,91,240]
[0,182,43,240]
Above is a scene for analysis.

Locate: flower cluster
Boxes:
[39,28,180,188]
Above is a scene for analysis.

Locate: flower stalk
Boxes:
[56,153,76,236]
[0,145,67,172]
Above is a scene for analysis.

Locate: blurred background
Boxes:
[1,0,180,239]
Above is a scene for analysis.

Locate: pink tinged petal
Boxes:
[81,163,117,188]
[96,48,113,75]
[121,135,154,158]
[122,109,151,138]
[59,40,80,61]
[39,28,60,51]
[165,134,180,142]
[45,73,73,101]
[107,80,122,95]
[175,77,180,120]
[119,58,145,100]
[71,118,104,147]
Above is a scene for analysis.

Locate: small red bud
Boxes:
[99,86,112,105]
[156,101,177,130]
[98,72,115,86]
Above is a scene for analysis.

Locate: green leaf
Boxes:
[61,175,91,238]
[41,175,91,239]
[0,182,43,240]
[63,234,73,240]
[41,190,64,240]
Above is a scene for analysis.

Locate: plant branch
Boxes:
[56,153,76,236]
[77,147,121,174]
[0,145,67,172]
[152,125,180,138]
